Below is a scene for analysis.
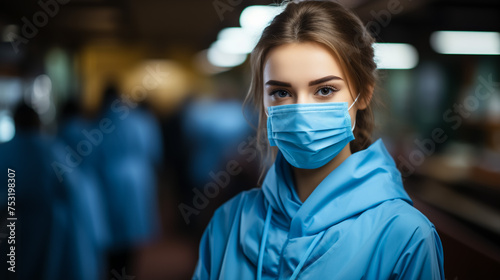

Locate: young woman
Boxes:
[193,1,444,279]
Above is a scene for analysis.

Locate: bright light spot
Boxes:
[32,74,52,114]
[33,74,52,98]
[0,112,15,143]
[430,31,500,55]
[207,43,248,68]
[204,4,284,69]
[193,50,231,75]
[239,5,284,36]
[374,43,419,69]
[215,27,259,54]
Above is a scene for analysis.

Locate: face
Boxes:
[263,42,359,124]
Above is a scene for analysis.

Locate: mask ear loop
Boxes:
[349,93,361,131]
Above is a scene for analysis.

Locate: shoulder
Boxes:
[194,188,263,279]
[374,202,445,279]
[382,200,436,235]
[212,188,264,225]
[200,188,264,255]
[370,199,441,253]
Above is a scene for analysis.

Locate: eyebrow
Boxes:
[264,75,343,87]
[265,80,291,87]
[309,75,343,86]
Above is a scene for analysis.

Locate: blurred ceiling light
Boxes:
[194,50,231,75]
[239,5,284,36]
[215,27,258,54]
[203,5,283,70]
[430,31,500,55]
[0,112,15,143]
[373,43,419,69]
[207,43,247,68]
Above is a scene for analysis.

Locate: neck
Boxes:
[292,144,352,202]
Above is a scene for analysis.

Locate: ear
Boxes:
[356,84,374,110]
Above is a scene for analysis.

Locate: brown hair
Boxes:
[244,0,378,173]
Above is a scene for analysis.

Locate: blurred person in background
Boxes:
[0,103,103,280]
[193,1,444,279]
[57,99,110,278]
[96,83,162,278]
[176,91,256,232]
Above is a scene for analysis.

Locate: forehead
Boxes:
[263,42,344,82]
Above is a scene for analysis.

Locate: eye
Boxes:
[315,86,338,97]
[270,89,291,99]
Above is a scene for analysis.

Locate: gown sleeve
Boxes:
[193,220,213,280]
[191,190,257,280]
[392,226,445,280]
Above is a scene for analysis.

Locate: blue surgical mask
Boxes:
[267,94,360,169]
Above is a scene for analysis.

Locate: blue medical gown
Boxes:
[193,139,444,279]
[98,106,161,249]
[59,116,111,247]
[0,131,104,280]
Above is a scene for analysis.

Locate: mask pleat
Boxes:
[266,101,356,169]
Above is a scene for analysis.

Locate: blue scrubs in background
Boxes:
[0,131,104,280]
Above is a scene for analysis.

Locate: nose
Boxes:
[295,91,315,104]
